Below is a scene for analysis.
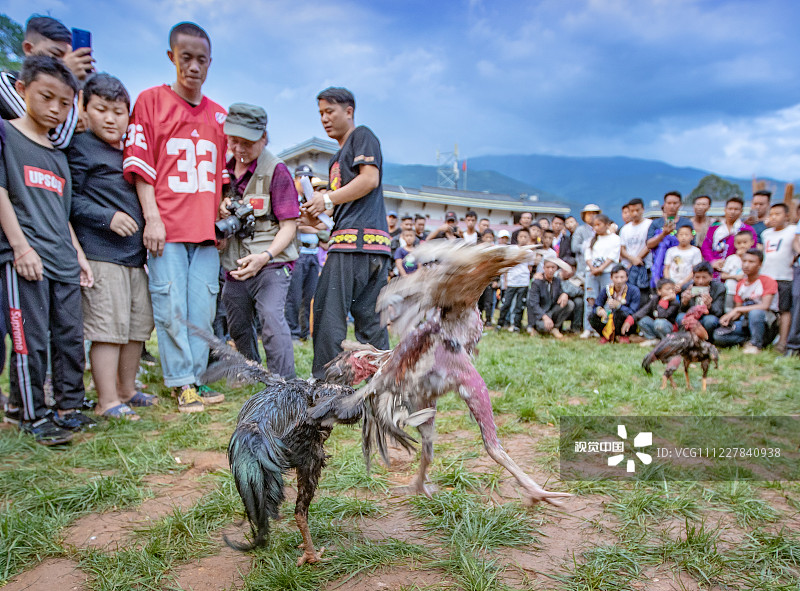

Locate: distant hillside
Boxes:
[383,163,576,208]
[466,154,789,217]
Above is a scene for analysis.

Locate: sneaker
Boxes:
[141,349,157,367]
[742,343,760,355]
[580,329,592,339]
[197,384,225,405]
[20,413,73,446]
[526,326,535,336]
[53,409,97,431]
[618,336,631,344]
[550,328,564,339]
[598,337,609,344]
[3,404,21,425]
[175,385,204,413]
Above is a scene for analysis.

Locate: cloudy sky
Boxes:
[5,0,800,180]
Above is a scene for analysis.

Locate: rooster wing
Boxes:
[377,242,535,338]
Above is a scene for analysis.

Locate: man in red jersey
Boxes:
[123,22,227,413]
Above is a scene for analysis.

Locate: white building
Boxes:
[277,138,571,230]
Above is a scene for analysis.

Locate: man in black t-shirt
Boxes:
[301,87,391,378]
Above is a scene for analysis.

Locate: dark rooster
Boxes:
[319,241,570,506]
[201,338,373,566]
[642,304,720,390]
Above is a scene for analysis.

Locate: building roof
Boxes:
[384,184,570,214]
[276,137,338,161]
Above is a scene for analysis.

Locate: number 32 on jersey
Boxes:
[165,138,217,194]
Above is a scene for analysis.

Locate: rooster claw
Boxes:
[522,487,571,508]
[297,546,325,566]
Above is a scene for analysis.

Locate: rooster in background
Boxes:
[202,339,388,566]
[642,304,719,390]
[319,242,569,506]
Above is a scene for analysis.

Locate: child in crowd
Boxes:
[559,257,584,333]
[635,278,680,346]
[478,230,498,325]
[582,214,621,338]
[0,56,94,445]
[529,224,543,245]
[394,227,419,277]
[498,228,535,332]
[663,225,702,291]
[715,249,777,353]
[720,231,754,311]
[68,73,156,420]
[589,264,641,344]
[760,203,796,352]
[535,229,558,273]
[678,261,726,339]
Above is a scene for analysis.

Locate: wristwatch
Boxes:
[323,194,334,210]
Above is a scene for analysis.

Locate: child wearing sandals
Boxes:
[67,74,156,419]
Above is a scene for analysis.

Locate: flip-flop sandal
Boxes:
[101,404,140,421]
[128,392,159,407]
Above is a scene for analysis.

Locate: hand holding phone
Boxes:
[66,29,94,80]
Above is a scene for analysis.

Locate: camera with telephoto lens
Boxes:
[215,199,256,240]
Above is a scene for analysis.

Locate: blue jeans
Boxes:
[638,317,673,340]
[675,313,721,341]
[148,243,220,387]
[584,271,612,330]
[713,309,769,349]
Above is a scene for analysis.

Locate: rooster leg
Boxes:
[683,362,692,390]
[409,417,437,497]
[294,457,325,566]
[702,377,707,392]
[661,375,668,389]
[456,365,570,506]
[669,376,677,388]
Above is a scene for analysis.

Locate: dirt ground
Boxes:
[2,418,728,591]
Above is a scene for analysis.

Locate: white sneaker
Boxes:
[640,339,659,348]
[579,329,592,339]
[742,343,760,355]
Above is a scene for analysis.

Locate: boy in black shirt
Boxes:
[301,87,391,378]
[68,73,155,420]
[0,56,94,444]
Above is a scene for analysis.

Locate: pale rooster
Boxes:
[318,242,569,506]
[642,304,719,390]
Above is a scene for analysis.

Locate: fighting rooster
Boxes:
[319,241,569,506]
[202,339,383,566]
[642,304,719,390]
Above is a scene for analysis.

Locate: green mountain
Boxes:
[383,163,580,210]
[384,154,791,218]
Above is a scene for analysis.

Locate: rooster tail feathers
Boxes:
[225,421,287,551]
[642,351,655,374]
[192,327,277,387]
[405,408,437,427]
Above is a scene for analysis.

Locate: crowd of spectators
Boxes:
[0,16,798,447]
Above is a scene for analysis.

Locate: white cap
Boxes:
[498,230,511,238]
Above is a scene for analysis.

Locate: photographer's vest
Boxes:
[220,149,299,272]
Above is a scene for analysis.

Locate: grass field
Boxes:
[0,332,798,590]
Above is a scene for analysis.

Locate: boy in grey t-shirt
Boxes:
[0,56,94,445]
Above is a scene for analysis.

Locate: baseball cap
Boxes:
[445,211,458,222]
[224,103,267,142]
[294,164,313,177]
[498,229,511,238]
[387,210,398,217]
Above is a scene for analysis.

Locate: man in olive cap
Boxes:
[220,103,299,378]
